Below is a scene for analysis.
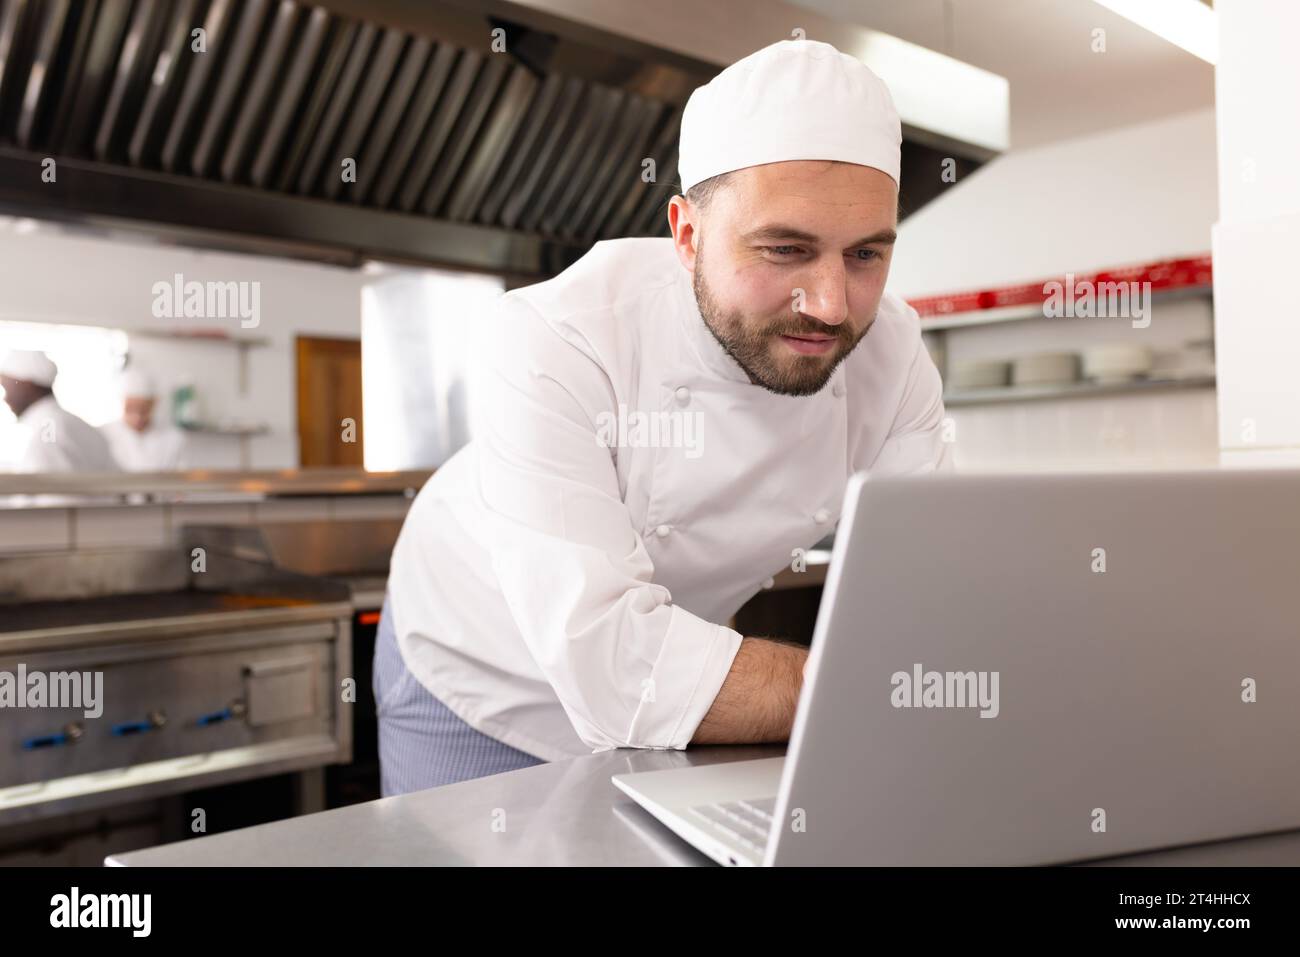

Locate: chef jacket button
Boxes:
[814,508,830,525]
[674,386,691,405]
[832,381,845,398]
[655,524,672,538]
[762,577,775,590]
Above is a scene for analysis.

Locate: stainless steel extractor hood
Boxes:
[0,0,1006,278]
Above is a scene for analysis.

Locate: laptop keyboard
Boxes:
[687,797,777,857]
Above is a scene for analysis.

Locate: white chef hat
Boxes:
[678,39,902,193]
[119,367,158,398]
[0,349,57,387]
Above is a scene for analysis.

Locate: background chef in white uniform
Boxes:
[0,350,118,473]
[100,368,189,471]
[378,39,953,794]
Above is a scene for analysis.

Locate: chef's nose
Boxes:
[799,257,850,327]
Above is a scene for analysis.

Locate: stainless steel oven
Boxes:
[0,546,353,828]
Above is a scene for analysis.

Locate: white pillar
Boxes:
[1213,0,1300,465]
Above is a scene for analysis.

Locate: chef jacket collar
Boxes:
[17,393,59,423]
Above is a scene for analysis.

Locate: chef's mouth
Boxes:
[777,332,839,356]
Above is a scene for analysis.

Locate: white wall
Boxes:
[0,221,368,469]
[890,106,1218,297]
[888,108,1221,472]
[1212,0,1300,465]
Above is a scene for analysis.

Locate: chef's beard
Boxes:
[692,251,870,397]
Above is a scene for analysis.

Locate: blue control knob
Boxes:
[22,722,84,750]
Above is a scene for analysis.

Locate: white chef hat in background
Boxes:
[0,349,58,387]
[119,367,158,398]
[677,38,902,193]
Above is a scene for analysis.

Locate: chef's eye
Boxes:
[850,247,880,262]
[766,245,803,258]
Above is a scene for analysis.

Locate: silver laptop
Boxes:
[612,468,1300,865]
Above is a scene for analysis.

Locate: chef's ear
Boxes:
[667,195,700,270]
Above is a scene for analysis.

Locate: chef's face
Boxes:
[123,396,156,432]
[671,160,897,396]
[0,375,43,416]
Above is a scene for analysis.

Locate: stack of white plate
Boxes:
[1149,343,1214,380]
[1011,352,1080,387]
[949,358,1011,390]
[1082,345,1152,383]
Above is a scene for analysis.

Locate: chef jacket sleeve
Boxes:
[868,327,955,475]
[476,294,744,752]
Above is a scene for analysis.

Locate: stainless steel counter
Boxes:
[106,744,1300,866]
[0,467,430,506]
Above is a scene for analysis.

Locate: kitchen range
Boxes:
[0,544,351,822]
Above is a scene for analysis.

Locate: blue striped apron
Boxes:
[373,595,544,795]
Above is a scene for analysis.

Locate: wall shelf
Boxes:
[944,374,1216,408]
[918,284,1213,331]
[124,328,271,347]
[182,425,271,437]
[124,327,269,398]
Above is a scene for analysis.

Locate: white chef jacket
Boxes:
[387,237,951,761]
[11,396,119,473]
[100,420,189,471]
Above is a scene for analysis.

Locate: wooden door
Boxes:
[296,336,364,467]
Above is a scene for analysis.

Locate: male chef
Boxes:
[378,39,952,794]
[100,368,189,471]
[0,350,119,473]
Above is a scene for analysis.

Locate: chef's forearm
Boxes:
[691,637,809,744]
